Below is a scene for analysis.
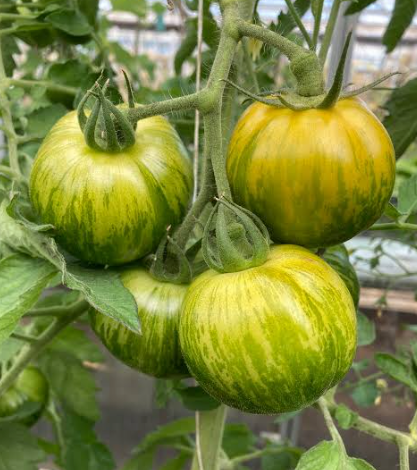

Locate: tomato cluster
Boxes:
[30,97,394,414]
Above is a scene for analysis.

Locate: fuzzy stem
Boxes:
[318,0,342,65]
[191,406,227,470]
[312,0,324,49]
[0,300,88,396]
[283,0,314,50]
[399,439,410,470]
[369,222,417,231]
[318,397,347,453]
[237,20,324,96]
[6,78,78,96]
[0,36,20,175]
[325,398,417,452]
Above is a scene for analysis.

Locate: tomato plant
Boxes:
[30,111,193,266]
[90,268,189,378]
[1,0,417,469]
[227,98,396,248]
[180,245,356,414]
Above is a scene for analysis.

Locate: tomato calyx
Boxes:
[77,72,137,153]
[202,197,270,273]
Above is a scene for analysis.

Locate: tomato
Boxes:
[227,98,395,248]
[0,367,48,425]
[323,245,360,308]
[90,268,189,378]
[179,245,356,414]
[30,111,193,266]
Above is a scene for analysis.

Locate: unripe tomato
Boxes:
[90,268,189,378]
[179,245,357,414]
[0,367,48,426]
[227,98,395,248]
[30,112,193,266]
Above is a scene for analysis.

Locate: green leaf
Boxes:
[383,202,404,221]
[351,359,370,372]
[357,311,376,347]
[48,326,104,363]
[375,352,417,391]
[175,385,220,411]
[25,104,67,137]
[334,404,358,430]
[110,0,147,17]
[323,245,360,308]
[382,0,417,52]
[262,445,302,470]
[77,0,99,26]
[121,448,155,470]
[345,0,377,15]
[222,423,256,458]
[174,18,197,75]
[39,351,100,420]
[159,452,190,470]
[346,458,376,470]
[398,173,417,215]
[45,8,92,36]
[154,379,176,409]
[0,201,140,333]
[47,59,90,89]
[351,382,379,407]
[0,254,56,345]
[64,263,140,333]
[0,423,46,470]
[1,36,19,77]
[60,407,115,470]
[383,77,417,158]
[295,441,342,469]
[272,0,311,37]
[134,418,195,454]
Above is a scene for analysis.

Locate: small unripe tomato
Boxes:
[90,268,189,378]
[0,367,48,426]
[227,98,395,248]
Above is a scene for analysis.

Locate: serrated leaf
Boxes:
[0,423,46,470]
[351,382,379,407]
[345,0,377,15]
[383,202,404,221]
[357,311,376,347]
[295,441,342,469]
[0,254,56,345]
[262,445,302,470]
[375,352,417,391]
[77,0,99,26]
[346,457,376,469]
[47,59,90,89]
[25,103,67,137]
[46,8,92,36]
[175,385,220,411]
[60,407,115,470]
[39,351,100,420]
[272,0,311,37]
[383,78,417,158]
[334,404,358,430]
[382,0,417,52]
[222,423,256,458]
[48,326,104,363]
[398,173,417,215]
[110,0,147,16]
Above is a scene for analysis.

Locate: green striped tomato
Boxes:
[0,367,48,426]
[90,268,189,378]
[227,98,395,248]
[30,111,193,266]
[179,245,357,414]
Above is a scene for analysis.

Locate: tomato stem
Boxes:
[318,0,342,65]
[0,299,88,397]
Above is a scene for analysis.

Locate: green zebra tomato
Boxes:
[0,367,48,426]
[30,111,193,266]
[90,268,189,378]
[179,245,357,414]
[227,98,395,248]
